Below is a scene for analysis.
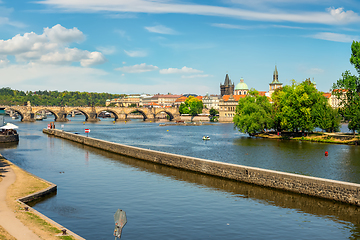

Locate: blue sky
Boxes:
[0,0,359,95]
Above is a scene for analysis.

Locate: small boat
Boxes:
[202,136,210,140]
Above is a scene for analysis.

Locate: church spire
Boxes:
[273,65,279,83]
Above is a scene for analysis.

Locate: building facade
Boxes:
[202,94,220,110]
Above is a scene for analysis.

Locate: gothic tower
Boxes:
[220,74,234,97]
[269,65,282,98]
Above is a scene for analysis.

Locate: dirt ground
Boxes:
[0,156,76,240]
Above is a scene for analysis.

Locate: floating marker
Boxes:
[325,151,328,156]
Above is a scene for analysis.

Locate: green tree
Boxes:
[234,89,273,136]
[179,103,190,115]
[209,108,219,117]
[185,96,203,116]
[332,41,360,135]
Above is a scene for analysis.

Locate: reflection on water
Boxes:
[1,116,359,240]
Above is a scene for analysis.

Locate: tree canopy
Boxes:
[332,41,360,134]
[179,96,203,116]
[234,82,340,136]
[233,89,273,135]
[0,87,125,107]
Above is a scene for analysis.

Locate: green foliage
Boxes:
[332,41,360,134]
[272,81,337,133]
[128,103,137,107]
[233,89,273,135]
[179,103,190,115]
[0,87,125,107]
[209,108,219,117]
[350,41,360,75]
[179,96,203,116]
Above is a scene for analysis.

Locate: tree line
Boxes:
[0,88,125,107]
[234,41,360,136]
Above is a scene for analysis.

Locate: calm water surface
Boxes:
[0,116,359,240]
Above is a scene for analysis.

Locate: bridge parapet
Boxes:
[0,105,180,122]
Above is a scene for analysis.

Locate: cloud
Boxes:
[44,24,85,43]
[106,13,137,19]
[327,7,359,24]
[160,66,203,74]
[0,16,26,28]
[211,23,249,29]
[115,63,158,73]
[310,32,360,42]
[97,46,116,55]
[37,1,360,25]
[124,50,147,57]
[0,24,106,66]
[181,74,213,78]
[145,25,178,35]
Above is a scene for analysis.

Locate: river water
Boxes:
[0,116,359,240]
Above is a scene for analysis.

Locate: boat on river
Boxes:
[202,136,210,140]
[0,123,19,143]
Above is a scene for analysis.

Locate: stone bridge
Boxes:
[0,105,181,122]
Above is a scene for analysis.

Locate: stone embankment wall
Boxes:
[43,129,360,206]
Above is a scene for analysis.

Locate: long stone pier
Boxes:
[43,129,360,206]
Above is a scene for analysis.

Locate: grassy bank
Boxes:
[0,155,76,240]
[256,132,360,145]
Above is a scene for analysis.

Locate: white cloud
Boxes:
[211,23,249,29]
[310,32,360,42]
[159,66,203,74]
[97,46,116,55]
[0,16,26,28]
[181,74,213,78]
[44,24,85,43]
[145,25,178,35]
[124,50,147,57]
[327,7,359,24]
[37,1,360,25]
[0,24,106,67]
[115,63,158,73]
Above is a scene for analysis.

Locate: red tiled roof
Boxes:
[222,95,247,102]
[175,96,187,102]
[323,93,331,99]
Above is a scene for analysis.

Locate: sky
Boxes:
[0,0,359,95]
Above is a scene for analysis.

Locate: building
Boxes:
[268,65,283,98]
[151,94,183,107]
[202,94,220,110]
[220,74,234,97]
[218,94,246,122]
[234,78,249,95]
[330,89,347,108]
[106,94,141,107]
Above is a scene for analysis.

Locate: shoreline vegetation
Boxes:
[256,131,360,145]
[0,155,77,240]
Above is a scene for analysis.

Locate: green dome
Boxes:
[235,78,249,90]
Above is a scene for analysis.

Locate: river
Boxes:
[0,115,359,240]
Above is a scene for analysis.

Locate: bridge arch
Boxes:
[125,108,149,121]
[96,108,120,121]
[5,107,25,121]
[36,108,62,121]
[154,110,174,121]
[67,108,90,121]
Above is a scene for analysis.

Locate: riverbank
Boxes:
[0,154,84,240]
[256,131,360,145]
[43,128,360,206]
